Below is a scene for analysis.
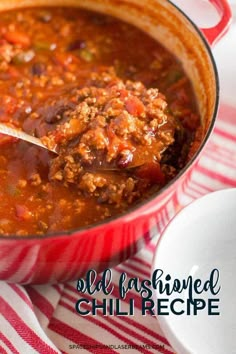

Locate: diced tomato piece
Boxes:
[119,89,129,99]
[136,162,165,184]
[107,134,133,161]
[117,140,133,153]
[3,31,31,48]
[125,96,145,116]
[106,125,116,140]
[15,205,33,221]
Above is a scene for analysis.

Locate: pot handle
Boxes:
[201,0,232,46]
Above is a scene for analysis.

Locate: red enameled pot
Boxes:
[0,0,232,284]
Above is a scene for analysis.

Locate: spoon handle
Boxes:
[0,123,57,153]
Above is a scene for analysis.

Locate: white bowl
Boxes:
[152,189,236,354]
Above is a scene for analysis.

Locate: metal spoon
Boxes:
[0,123,143,171]
[0,123,58,154]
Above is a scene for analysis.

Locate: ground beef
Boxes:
[40,69,177,205]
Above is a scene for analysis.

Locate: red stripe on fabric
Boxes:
[187,181,204,199]
[191,179,214,193]
[49,316,117,354]
[121,314,171,350]
[0,332,19,354]
[20,265,38,284]
[196,165,236,186]
[186,177,208,196]
[144,230,153,247]
[207,143,236,159]
[0,247,21,261]
[159,209,165,233]
[9,284,33,309]
[206,151,236,169]
[163,207,170,227]
[171,191,179,209]
[184,184,204,198]
[208,142,236,157]
[131,256,151,269]
[65,284,169,347]
[180,189,195,200]
[0,344,7,354]
[155,219,162,234]
[53,284,63,295]
[60,298,159,354]
[181,178,198,200]
[146,242,156,252]
[122,262,150,278]
[217,104,236,125]
[115,266,147,285]
[205,150,236,169]
[214,126,236,142]
[185,173,203,195]
[162,207,168,229]
[181,175,195,200]
[26,286,54,320]
[0,296,58,354]
[0,247,30,278]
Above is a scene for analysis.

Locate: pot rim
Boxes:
[0,0,219,240]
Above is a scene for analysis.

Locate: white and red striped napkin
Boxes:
[0,101,235,354]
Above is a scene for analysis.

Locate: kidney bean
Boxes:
[67,39,86,51]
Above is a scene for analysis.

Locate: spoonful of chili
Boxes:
[0,123,154,173]
[0,73,176,179]
[0,122,158,174]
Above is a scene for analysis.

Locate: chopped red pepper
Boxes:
[125,96,145,116]
[107,134,133,159]
[119,89,129,99]
[3,31,31,48]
